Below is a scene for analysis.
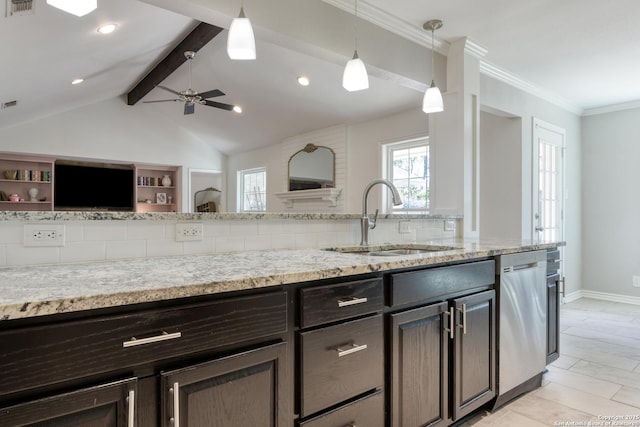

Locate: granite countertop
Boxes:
[0,238,561,321]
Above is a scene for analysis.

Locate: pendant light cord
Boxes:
[354,0,359,52]
[431,27,435,84]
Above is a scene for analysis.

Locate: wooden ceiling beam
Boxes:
[127,22,224,106]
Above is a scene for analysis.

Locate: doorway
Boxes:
[532,118,565,245]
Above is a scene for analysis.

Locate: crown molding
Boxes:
[322,0,449,56]
[582,99,640,116]
[323,0,586,116]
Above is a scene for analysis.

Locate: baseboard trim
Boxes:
[564,290,640,306]
[563,290,583,303]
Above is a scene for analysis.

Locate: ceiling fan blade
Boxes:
[143,99,181,103]
[204,100,234,111]
[184,103,195,115]
[157,85,182,96]
[198,89,225,99]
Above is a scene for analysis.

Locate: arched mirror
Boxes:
[194,187,221,212]
[288,144,335,191]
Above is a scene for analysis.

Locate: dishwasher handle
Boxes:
[502,261,542,274]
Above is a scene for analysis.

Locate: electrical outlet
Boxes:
[444,220,456,231]
[175,222,203,242]
[633,276,640,288]
[399,221,411,234]
[24,224,65,247]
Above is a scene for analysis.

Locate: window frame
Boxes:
[383,137,431,213]
[237,167,267,212]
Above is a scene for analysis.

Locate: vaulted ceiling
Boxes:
[1,0,639,155]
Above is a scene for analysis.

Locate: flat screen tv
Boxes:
[54,162,135,211]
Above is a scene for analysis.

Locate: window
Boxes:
[238,167,266,212]
[384,138,430,211]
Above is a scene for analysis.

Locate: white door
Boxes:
[532,118,565,245]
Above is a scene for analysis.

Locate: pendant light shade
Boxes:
[342,50,369,92]
[46,0,96,17]
[227,6,256,60]
[422,19,444,113]
[342,0,368,92]
[422,81,444,113]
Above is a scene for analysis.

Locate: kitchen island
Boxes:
[0,238,561,427]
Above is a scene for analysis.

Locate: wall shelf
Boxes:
[275,188,342,208]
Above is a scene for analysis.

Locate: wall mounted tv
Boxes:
[54,162,135,211]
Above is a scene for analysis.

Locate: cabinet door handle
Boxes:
[127,389,135,427]
[123,331,182,348]
[457,303,467,335]
[337,296,368,307]
[336,343,368,357]
[169,382,180,427]
[444,307,455,339]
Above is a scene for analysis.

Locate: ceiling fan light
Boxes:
[233,105,243,113]
[342,51,369,92]
[227,7,256,60]
[46,0,97,17]
[422,81,444,113]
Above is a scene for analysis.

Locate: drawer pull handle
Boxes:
[127,389,135,427]
[336,343,368,357]
[123,331,182,348]
[337,297,368,307]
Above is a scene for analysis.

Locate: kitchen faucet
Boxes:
[361,179,403,246]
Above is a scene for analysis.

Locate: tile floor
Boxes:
[460,298,640,426]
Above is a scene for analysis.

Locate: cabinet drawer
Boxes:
[0,291,287,399]
[300,278,383,328]
[300,315,383,417]
[389,260,495,307]
[299,390,384,427]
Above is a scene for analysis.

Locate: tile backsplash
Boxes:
[0,215,460,267]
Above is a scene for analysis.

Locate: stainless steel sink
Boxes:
[327,244,461,256]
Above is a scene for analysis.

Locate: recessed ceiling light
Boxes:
[297,76,310,86]
[71,78,84,85]
[233,106,243,113]
[97,23,118,35]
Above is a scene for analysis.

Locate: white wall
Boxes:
[347,108,428,213]
[0,97,228,212]
[480,76,582,296]
[479,111,522,239]
[227,108,429,214]
[582,108,640,299]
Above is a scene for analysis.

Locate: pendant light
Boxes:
[342,0,369,92]
[227,3,256,60]
[422,19,444,113]
[46,0,97,17]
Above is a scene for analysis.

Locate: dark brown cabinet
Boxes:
[546,248,562,364]
[451,290,496,420]
[0,378,136,427]
[297,277,385,425]
[0,291,290,427]
[161,342,288,427]
[389,302,450,427]
[388,260,496,427]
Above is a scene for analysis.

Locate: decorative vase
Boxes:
[28,188,39,202]
[161,175,172,187]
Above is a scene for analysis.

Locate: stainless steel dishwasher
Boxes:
[493,250,547,409]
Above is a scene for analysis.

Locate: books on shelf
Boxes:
[4,170,51,182]
[137,176,171,186]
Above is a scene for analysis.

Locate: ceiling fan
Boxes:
[144,51,236,115]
